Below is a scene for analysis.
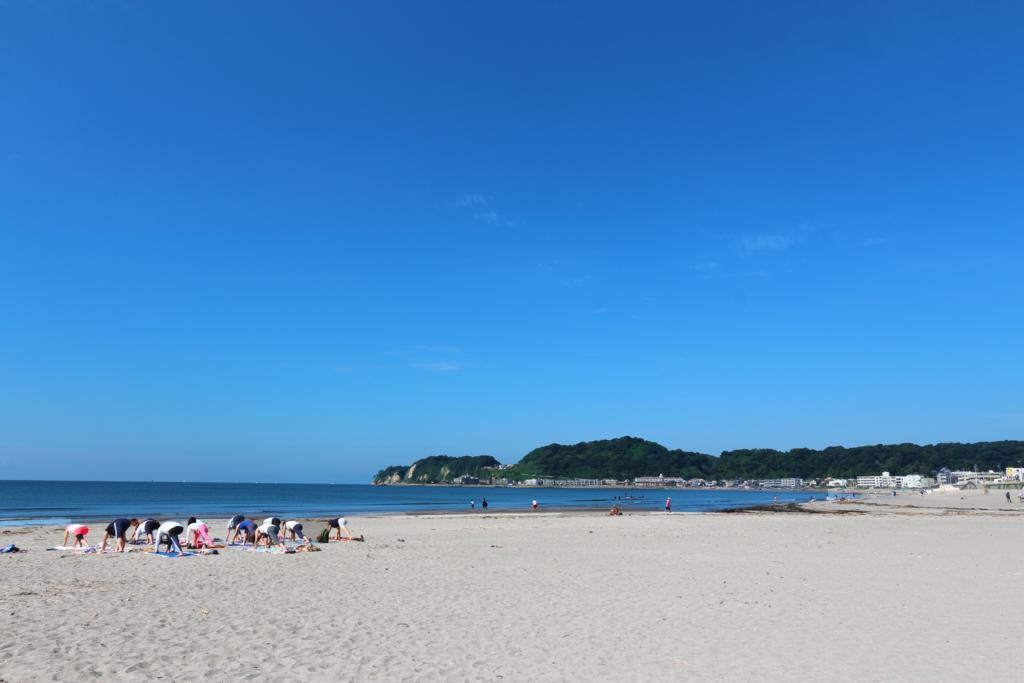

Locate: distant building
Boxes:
[634,475,687,487]
[855,472,925,488]
[758,478,804,489]
[936,469,1001,487]
[826,478,849,488]
[452,474,480,485]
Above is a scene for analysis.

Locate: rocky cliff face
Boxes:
[373,455,500,484]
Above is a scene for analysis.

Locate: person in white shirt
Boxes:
[255,520,283,549]
[284,520,309,544]
[155,521,185,556]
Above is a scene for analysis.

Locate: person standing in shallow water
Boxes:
[470,499,475,509]
[482,498,488,510]
[532,499,538,511]
[665,497,672,513]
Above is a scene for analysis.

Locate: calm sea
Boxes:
[0,480,821,525]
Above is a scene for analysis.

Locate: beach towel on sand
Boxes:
[146,551,198,558]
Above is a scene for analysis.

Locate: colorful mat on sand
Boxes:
[145,551,198,558]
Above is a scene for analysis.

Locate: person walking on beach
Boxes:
[155,521,186,556]
[63,523,90,548]
[531,499,538,511]
[665,497,672,513]
[1007,491,1012,503]
[100,518,138,553]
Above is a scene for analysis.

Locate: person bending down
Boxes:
[255,521,284,549]
[186,517,214,548]
[284,520,310,544]
[155,521,186,556]
[234,519,257,546]
[327,517,362,541]
[226,515,245,542]
[133,519,160,545]
[101,518,139,552]
[261,517,283,528]
[63,523,90,548]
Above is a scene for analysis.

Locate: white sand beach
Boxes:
[2,503,1024,682]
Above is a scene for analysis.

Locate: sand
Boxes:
[2,502,1024,682]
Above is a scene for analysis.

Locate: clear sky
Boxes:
[2,2,1022,483]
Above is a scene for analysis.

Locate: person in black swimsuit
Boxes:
[101,518,138,553]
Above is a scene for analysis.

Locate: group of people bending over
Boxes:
[62,515,359,556]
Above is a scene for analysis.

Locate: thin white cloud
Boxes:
[414,362,461,372]
[455,193,490,208]
[740,234,793,253]
[473,210,515,228]
[689,260,719,272]
[862,235,899,247]
[454,193,515,227]
[563,274,593,289]
[409,344,462,354]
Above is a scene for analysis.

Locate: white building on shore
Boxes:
[758,478,804,489]
[855,472,925,488]
[633,475,688,487]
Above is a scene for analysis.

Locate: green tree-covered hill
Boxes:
[372,437,1024,484]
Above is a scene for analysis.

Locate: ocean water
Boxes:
[0,480,821,525]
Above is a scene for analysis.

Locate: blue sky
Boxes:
[2,2,1022,482]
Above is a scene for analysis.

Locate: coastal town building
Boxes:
[936,468,1002,487]
[855,472,926,488]
[634,475,688,487]
[757,478,805,489]
[1006,467,1024,481]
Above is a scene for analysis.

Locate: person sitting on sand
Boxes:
[609,505,621,516]
[255,520,284,549]
[284,520,310,544]
[234,519,258,546]
[133,519,160,545]
[63,523,90,548]
[186,517,215,549]
[155,521,186,556]
[100,518,138,553]
[226,514,246,541]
